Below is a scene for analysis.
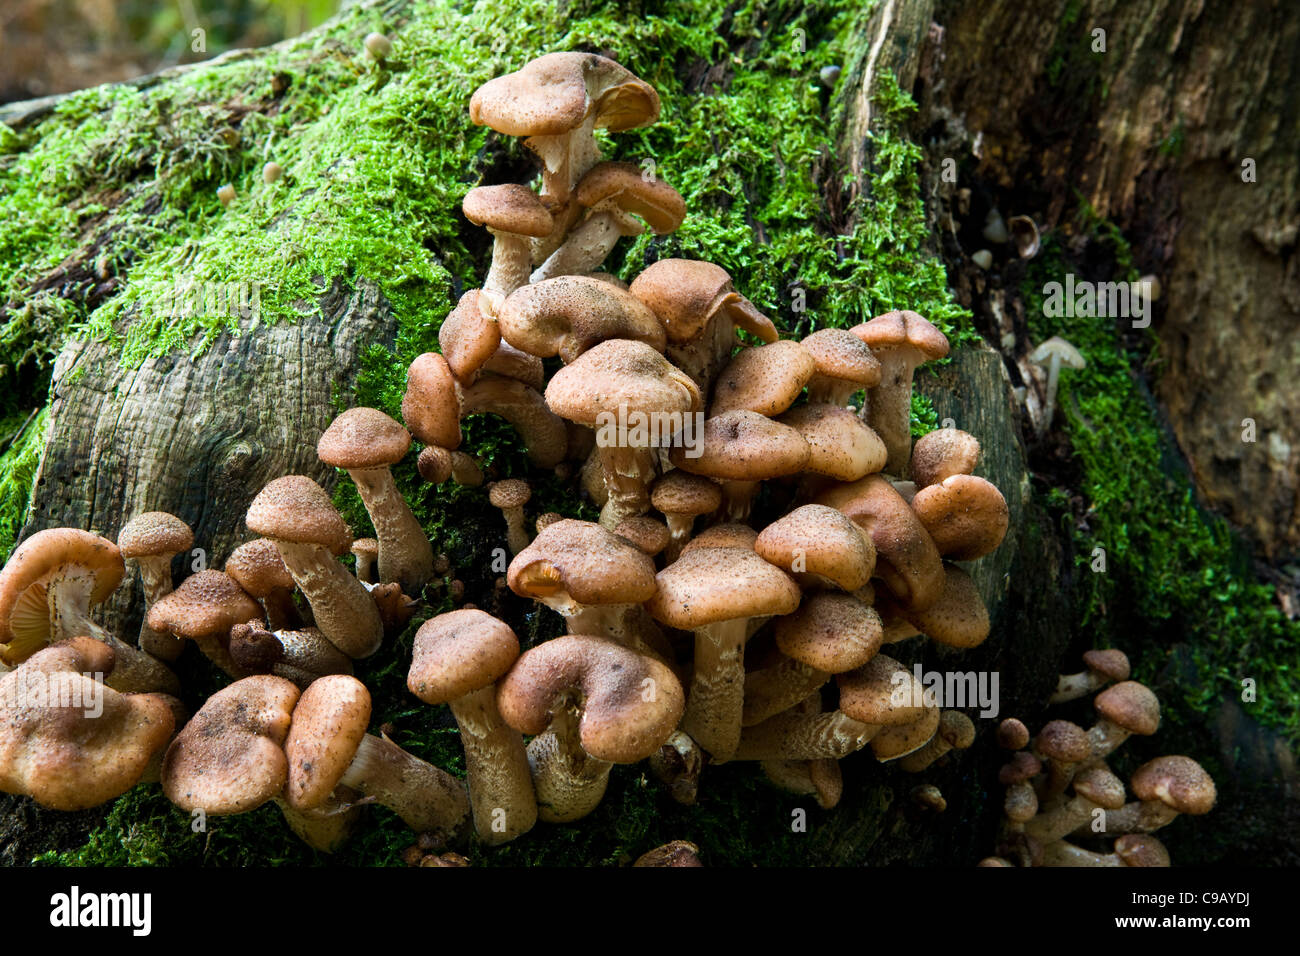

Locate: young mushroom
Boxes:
[118,511,194,662]
[317,407,434,593]
[496,635,683,822]
[407,609,536,844]
[910,474,1009,561]
[349,538,379,585]
[227,620,353,688]
[0,528,180,694]
[909,428,981,488]
[226,538,303,630]
[146,570,263,677]
[284,674,470,838]
[245,476,384,659]
[1028,336,1086,438]
[0,637,175,810]
[1049,649,1130,704]
[1086,680,1161,760]
[1084,756,1216,835]
[1024,764,1127,843]
[488,479,532,555]
[800,328,882,407]
[462,185,554,300]
[650,471,722,563]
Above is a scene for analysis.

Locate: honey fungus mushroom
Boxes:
[146,570,263,677]
[317,407,433,593]
[245,476,384,659]
[496,635,684,822]
[117,511,193,662]
[0,528,180,694]
[462,184,553,300]
[0,638,176,810]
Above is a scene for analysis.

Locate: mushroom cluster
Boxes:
[0,50,1029,862]
[981,649,1217,867]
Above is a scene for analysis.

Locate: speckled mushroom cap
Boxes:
[499,277,666,363]
[496,635,684,762]
[489,479,532,510]
[754,504,876,592]
[350,538,379,563]
[1130,756,1216,815]
[408,609,520,704]
[1073,765,1127,809]
[146,570,263,639]
[507,519,657,606]
[439,290,502,385]
[613,515,670,556]
[650,471,721,518]
[709,341,815,416]
[1083,648,1131,681]
[668,409,810,481]
[318,407,412,471]
[910,474,1009,561]
[0,637,175,811]
[225,538,296,597]
[1115,834,1171,867]
[935,709,977,750]
[850,310,950,366]
[161,674,300,814]
[575,162,686,234]
[417,446,453,484]
[774,592,882,673]
[909,428,981,488]
[246,476,352,557]
[1036,720,1092,764]
[777,404,888,481]
[836,653,929,725]
[545,338,699,423]
[283,674,371,811]
[904,564,990,649]
[870,704,941,761]
[679,523,758,553]
[462,184,553,237]
[801,328,882,392]
[469,52,660,138]
[1094,681,1161,736]
[402,352,462,449]
[628,259,778,345]
[645,547,801,629]
[118,512,194,560]
[814,475,946,612]
[0,528,124,653]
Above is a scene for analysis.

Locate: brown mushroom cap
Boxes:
[498,276,666,363]
[146,570,263,639]
[1130,756,1216,815]
[1115,834,1171,867]
[910,474,1009,561]
[118,512,194,560]
[0,638,175,810]
[777,404,888,481]
[997,717,1031,751]
[283,674,371,811]
[1083,648,1131,681]
[1094,681,1161,736]
[469,52,660,138]
[402,352,462,449]
[628,258,778,344]
[904,563,990,648]
[709,341,815,417]
[417,446,453,484]
[850,310,950,364]
[161,674,300,814]
[575,162,686,234]
[245,476,352,557]
[408,609,520,704]
[836,653,929,725]
[650,471,721,517]
[668,409,810,481]
[870,705,942,761]
[754,504,876,592]
[613,515,671,556]
[544,338,699,424]
[909,429,981,488]
[439,291,503,386]
[350,538,379,563]
[775,592,883,673]
[225,538,296,597]
[496,635,684,762]
[1037,719,1092,764]
[318,407,412,471]
[507,519,657,607]
[679,523,759,553]
[462,184,553,237]
[489,478,532,511]
[645,547,801,629]
[998,750,1042,785]
[801,328,882,395]
[1073,765,1127,810]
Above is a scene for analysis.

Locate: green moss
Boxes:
[20,0,972,866]
[0,408,48,561]
[1022,218,1300,744]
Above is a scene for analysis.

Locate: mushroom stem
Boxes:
[274,541,383,659]
[1024,795,1106,844]
[1039,840,1125,867]
[347,466,433,593]
[1074,800,1181,836]
[48,573,180,695]
[1050,669,1106,704]
[526,703,613,823]
[135,556,183,662]
[683,617,758,761]
[273,792,362,853]
[596,444,658,530]
[499,505,530,556]
[860,371,915,476]
[733,709,881,761]
[742,657,830,727]
[484,232,535,299]
[1038,352,1062,438]
[718,479,760,523]
[530,211,626,283]
[661,513,695,563]
[447,685,537,844]
[337,732,470,836]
